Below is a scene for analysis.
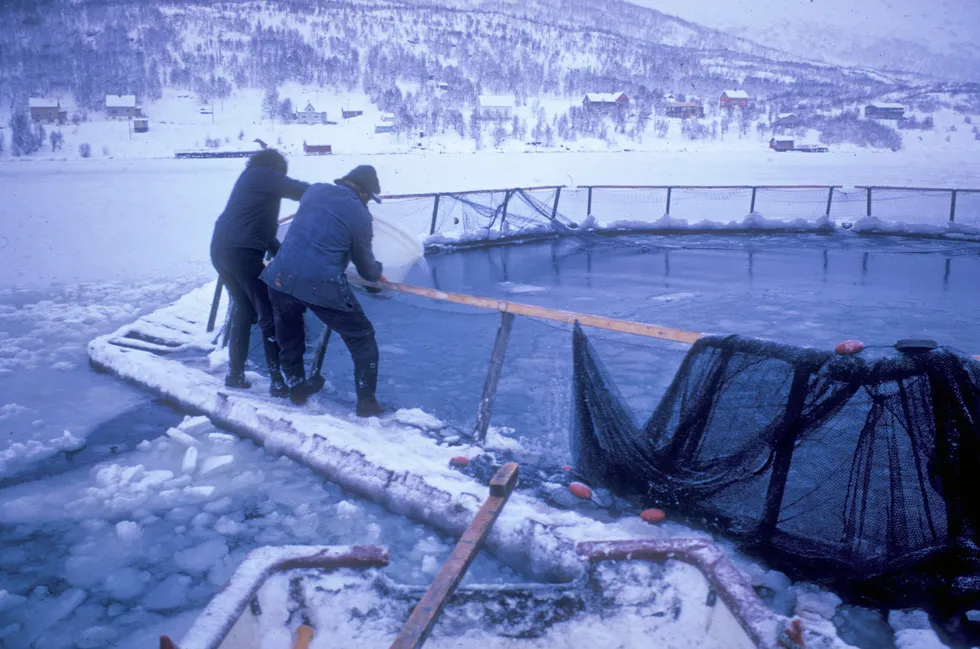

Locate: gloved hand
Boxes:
[365,275,386,294]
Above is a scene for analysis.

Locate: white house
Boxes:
[478,95,513,120]
[105,94,140,119]
[294,102,327,125]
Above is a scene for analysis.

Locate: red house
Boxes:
[720,90,750,109]
[303,142,332,155]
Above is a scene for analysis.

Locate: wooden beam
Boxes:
[389,463,520,649]
[361,280,704,345]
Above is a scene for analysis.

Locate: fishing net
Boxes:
[570,324,980,613]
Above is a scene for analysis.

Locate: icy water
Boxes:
[308,232,980,460]
[0,280,522,648]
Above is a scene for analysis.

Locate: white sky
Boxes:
[625,0,979,45]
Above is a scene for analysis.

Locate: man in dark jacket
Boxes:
[261,165,385,417]
[210,149,309,395]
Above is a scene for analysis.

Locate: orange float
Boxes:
[835,340,864,355]
[568,482,592,499]
[640,508,667,523]
[561,465,574,472]
[449,456,469,467]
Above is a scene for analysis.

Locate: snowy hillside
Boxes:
[1,0,979,160]
[0,0,913,112]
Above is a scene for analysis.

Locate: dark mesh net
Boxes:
[571,324,980,613]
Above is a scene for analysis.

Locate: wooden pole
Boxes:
[586,186,593,216]
[310,326,332,386]
[550,186,562,222]
[949,189,958,223]
[866,187,873,217]
[665,186,672,216]
[390,463,520,649]
[358,279,704,345]
[429,194,441,235]
[206,279,224,333]
[825,186,834,217]
[750,187,758,213]
[473,312,515,444]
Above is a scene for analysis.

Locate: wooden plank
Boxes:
[473,312,515,444]
[363,280,704,345]
[389,462,520,649]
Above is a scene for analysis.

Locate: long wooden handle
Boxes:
[293,625,314,649]
[364,279,704,345]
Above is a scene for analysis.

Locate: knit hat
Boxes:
[335,165,382,203]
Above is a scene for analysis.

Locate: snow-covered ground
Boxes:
[1,152,976,648]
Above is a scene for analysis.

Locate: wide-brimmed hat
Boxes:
[335,165,381,203]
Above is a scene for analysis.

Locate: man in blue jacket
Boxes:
[211,149,309,395]
[261,165,386,417]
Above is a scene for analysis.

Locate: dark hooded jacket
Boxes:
[210,165,309,258]
[260,182,383,311]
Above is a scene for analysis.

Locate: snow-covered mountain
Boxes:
[627,0,980,83]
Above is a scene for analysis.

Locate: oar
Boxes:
[389,462,520,649]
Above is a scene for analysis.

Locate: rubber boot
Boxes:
[224,319,252,389]
[354,360,382,418]
[263,336,289,398]
[282,364,320,406]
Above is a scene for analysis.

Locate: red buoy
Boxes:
[561,465,574,472]
[835,340,864,355]
[449,456,469,467]
[568,482,592,499]
[640,508,667,524]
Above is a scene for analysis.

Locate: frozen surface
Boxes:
[0,415,521,648]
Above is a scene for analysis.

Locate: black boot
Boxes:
[224,319,252,390]
[282,364,320,406]
[263,336,289,398]
[354,360,382,417]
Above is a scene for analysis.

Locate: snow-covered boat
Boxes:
[162,539,791,649]
[161,460,787,649]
